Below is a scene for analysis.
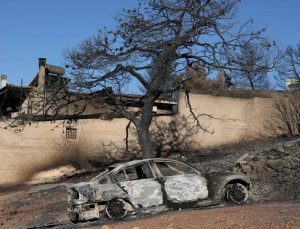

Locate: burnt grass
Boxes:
[1,137,300,229]
[65,137,300,202]
[62,137,300,202]
[182,137,300,201]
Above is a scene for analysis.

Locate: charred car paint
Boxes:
[66,158,250,222]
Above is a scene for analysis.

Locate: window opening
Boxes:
[66,127,77,139]
[156,162,197,176]
[114,163,154,182]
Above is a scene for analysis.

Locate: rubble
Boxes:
[234,143,300,200]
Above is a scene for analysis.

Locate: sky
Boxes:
[0,0,299,87]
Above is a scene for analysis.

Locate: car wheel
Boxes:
[224,183,249,204]
[105,199,128,220]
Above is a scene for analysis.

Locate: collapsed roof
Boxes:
[0,58,177,121]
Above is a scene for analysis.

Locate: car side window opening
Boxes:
[98,177,109,184]
[91,170,110,182]
[156,161,198,176]
[114,169,127,182]
[114,163,154,182]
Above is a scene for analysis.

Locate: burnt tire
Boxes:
[223,183,249,204]
[105,199,128,220]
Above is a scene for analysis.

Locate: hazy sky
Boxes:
[0,0,299,86]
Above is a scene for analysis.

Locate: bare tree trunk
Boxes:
[137,97,154,159]
[247,74,255,90]
[250,80,255,90]
[137,125,154,158]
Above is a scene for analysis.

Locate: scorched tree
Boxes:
[65,0,270,158]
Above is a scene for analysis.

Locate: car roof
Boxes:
[108,158,181,171]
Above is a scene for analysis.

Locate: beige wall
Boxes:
[0,119,132,186]
[0,92,276,186]
[177,92,274,148]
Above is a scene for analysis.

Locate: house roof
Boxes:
[183,89,285,99]
[0,84,30,98]
[0,84,30,114]
[114,93,177,103]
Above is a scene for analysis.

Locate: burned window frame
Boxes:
[66,127,77,139]
[153,161,200,177]
[112,162,156,183]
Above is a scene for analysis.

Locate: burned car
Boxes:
[67,158,250,222]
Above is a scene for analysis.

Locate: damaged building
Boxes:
[0,58,176,121]
[0,75,29,119]
[0,58,284,186]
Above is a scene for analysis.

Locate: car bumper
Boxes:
[68,203,105,222]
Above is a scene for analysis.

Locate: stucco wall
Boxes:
[0,92,276,186]
[0,119,132,186]
[177,92,274,148]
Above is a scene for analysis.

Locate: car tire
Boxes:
[105,199,128,220]
[223,183,249,204]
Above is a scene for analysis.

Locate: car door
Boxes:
[113,162,164,209]
[154,161,208,203]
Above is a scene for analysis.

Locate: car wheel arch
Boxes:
[224,179,250,190]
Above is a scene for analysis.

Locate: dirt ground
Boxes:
[1,185,299,229]
[1,138,300,229]
[98,201,300,229]
[1,184,299,229]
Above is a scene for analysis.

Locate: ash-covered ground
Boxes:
[184,138,300,201]
[0,137,299,229]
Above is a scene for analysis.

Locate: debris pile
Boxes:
[234,144,300,200]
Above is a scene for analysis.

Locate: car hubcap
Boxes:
[227,183,248,204]
[106,199,128,219]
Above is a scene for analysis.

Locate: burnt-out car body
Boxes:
[67,158,250,222]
